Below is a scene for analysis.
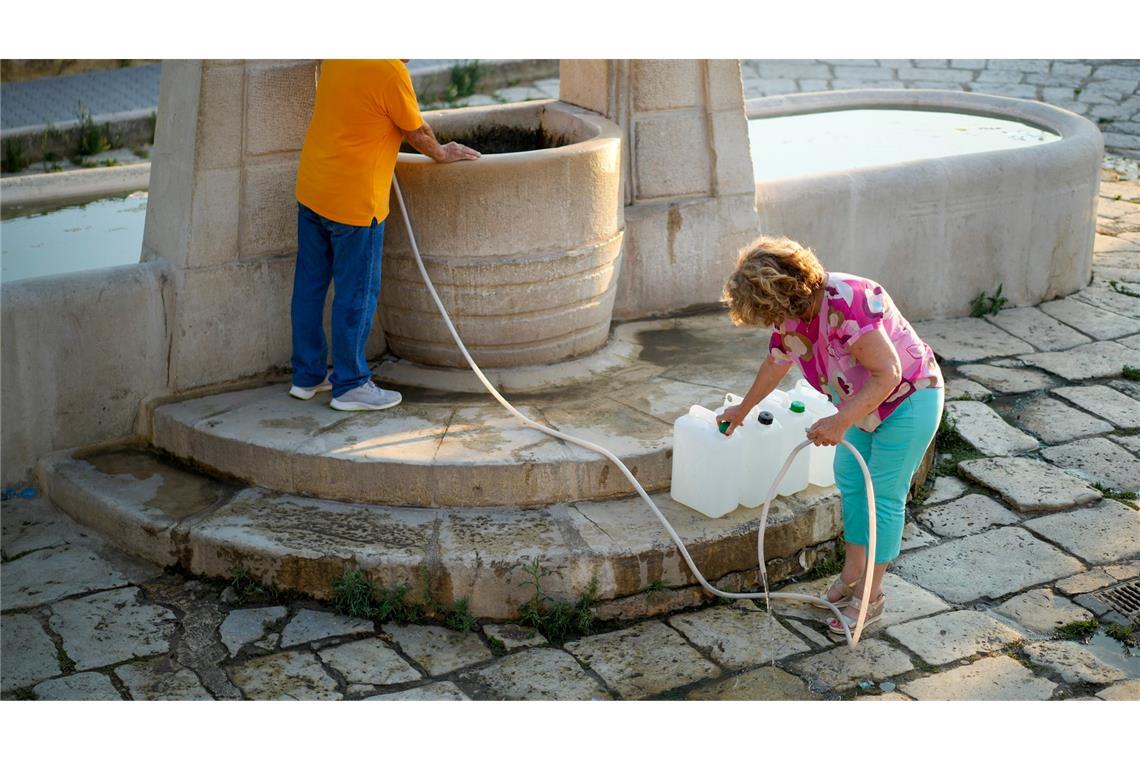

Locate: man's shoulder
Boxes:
[322,59,408,83]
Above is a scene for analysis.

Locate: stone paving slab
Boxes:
[1,498,90,560]
[228,650,341,700]
[279,609,374,649]
[923,476,969,505]
[32,672,122,700]
[915,318,1035,363]
[219,606,288,657]
[1024,641,1127,685]
[1052,384,1140,428]
[957,364,1056,394]
[457,647,610,700]
[898,655,1057,700]
[945,378,992,401]
[1109,379,1140,402]
[1038,297,1140,341]
[916,494,1020,538]
[1096,680,1140,700]
[1109,432,1140,456]
[992,588,1095,635]
[114,656,214,700]
[984,307,1091,352]
[365,682,468,700]
[787,638,913,692]
[686,666,819,700]
[564,620,720,699]
[314,638,421,688]
[1009,396,1115,444]
[944,401,1038,456]
[384,624,492,677]
[667,602,810,671]
[1,614,62,691]
[900,521,940,552]
[893,527,1086,603]
[1039,437,1140,492]
[1118,333,1140,351]
[1054,561,1140,595]
[885,610,1023,666]
[957,457,1103,512]
[1024,501,1140,564]
[48,586,177,671]
[1019,340,1140,381]
[1073,284,1140,320]
[1,544,132,612]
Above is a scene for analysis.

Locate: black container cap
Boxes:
[758,411,774,425]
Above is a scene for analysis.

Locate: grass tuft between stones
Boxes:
[517,558,598,645]
[933,413,984,478]
[1054,619,1099,642]
[328,566,476,632]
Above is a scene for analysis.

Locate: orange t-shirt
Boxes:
[295,60,424,226]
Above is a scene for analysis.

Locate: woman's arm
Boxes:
[716,355,793,436]
[807,328,902,446]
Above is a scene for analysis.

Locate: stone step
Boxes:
[146,313,774,508]
[35,445,842,620]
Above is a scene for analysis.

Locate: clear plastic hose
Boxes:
[391,175,877,649]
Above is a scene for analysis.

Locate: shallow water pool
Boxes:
[749,109,1061,182]
[1,191,147,283]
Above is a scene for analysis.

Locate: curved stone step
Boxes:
[36,445,842,620]
[147,312,775,507]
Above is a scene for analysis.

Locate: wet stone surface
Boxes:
[787,639,913,692]
[992,588,1095,635]
[114,656,214,700]
[457,647,610,700]
[667,601,811,670]
[1023,641,1127,685]
[228,650,342,700]
[364,682,468,700]
[685,666,820,700]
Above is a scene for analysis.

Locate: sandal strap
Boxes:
[847,593,885,612]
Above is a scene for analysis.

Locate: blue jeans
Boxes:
[832,387,945,564]
[290,203,384,397]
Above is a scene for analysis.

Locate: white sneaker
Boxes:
[329,380,402,411]
[289,373,332,400]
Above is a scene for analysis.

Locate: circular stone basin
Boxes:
[383,100,624,369]
[747,90,1103,321]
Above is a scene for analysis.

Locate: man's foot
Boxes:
[329,381,402,411]
[289,373,332,400]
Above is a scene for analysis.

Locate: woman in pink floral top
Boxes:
[717,236,944,638]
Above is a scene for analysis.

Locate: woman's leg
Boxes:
[830,424,873,602]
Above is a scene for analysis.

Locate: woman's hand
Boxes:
[716,404,749,437]
[807,412,850,446]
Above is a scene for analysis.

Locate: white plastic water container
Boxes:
[788,379,839,487]
[777,400,813,496]
[738,410,784,508]
[670,405,745,518]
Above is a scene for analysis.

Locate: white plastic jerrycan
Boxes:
[719,391,807,501]
[776,400,813,496]
[738,409,784,508]
[788,379,839,487]
[670,405,745,518]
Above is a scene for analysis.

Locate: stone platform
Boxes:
[146,313,774,507]
[34,312,844,619]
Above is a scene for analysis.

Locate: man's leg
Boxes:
[290,204,334,389]
[328,218,385,397]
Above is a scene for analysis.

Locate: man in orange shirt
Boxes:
[290,59,479,410]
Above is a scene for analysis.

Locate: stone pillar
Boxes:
[559,60,759,320]
[142,60,386,391]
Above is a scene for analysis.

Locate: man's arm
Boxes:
[404,122,481,163]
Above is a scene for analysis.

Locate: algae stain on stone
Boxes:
[259,416,321,432]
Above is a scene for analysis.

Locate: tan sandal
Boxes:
[827,593,885,639]
[811,574,859,610]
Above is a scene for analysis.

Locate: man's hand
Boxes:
[404,123,481,163]
[438,141,481,163]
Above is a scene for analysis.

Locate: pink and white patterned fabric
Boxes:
[768,272,943,432]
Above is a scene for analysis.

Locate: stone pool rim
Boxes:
[744,88,1104,322]
[746,88,1099,178]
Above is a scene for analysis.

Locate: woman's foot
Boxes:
[812,574,859,609]
[827,592,885,639]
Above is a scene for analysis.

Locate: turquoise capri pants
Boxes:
[832,387,944,564]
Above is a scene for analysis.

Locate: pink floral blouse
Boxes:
[768,272,943,432]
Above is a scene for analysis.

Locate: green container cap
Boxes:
[718,420,731,435]
[790,401,806,413]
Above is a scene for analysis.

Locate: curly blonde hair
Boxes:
[722,236,827,327]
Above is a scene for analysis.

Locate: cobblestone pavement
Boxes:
[2,171,1139,702]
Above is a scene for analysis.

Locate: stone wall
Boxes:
[741,59,1140,158]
